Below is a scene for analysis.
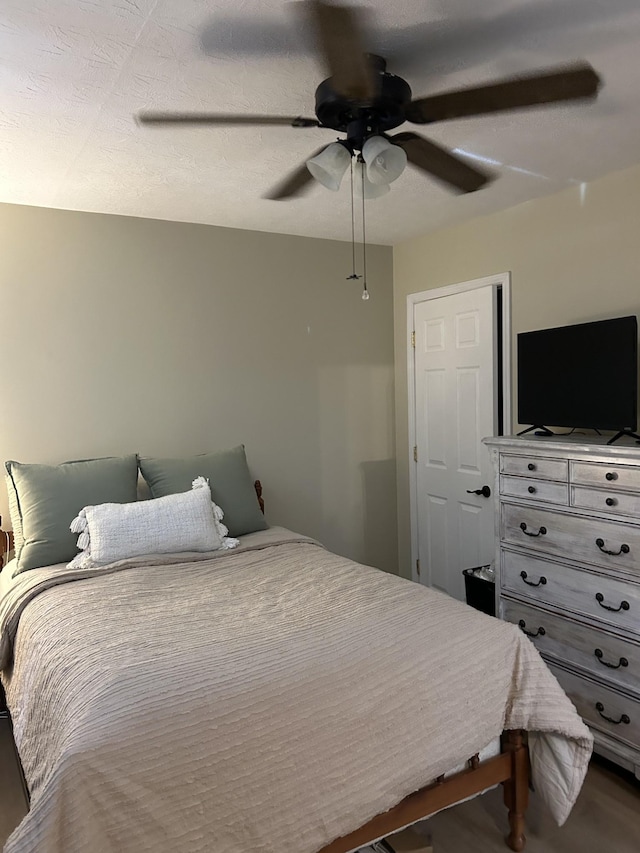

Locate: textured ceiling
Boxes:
[2,0,640,245]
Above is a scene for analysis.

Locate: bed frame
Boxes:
[317,731,529,852]
[0,485,530,852]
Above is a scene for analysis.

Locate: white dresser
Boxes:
[484,435,640,779]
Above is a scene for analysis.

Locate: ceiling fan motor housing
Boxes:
[314,66,413,140]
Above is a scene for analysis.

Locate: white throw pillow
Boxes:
[68,477,239,569]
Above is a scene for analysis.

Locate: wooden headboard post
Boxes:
[254,480,265,514]
[0,522,13,570]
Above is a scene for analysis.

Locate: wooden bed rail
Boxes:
[317,731,529,853]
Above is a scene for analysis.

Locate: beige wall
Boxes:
[0,203,397,573]
[394,162,640,579]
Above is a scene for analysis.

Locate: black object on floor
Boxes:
[463,567,496,616]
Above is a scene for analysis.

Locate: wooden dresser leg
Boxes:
[502,730,529,852]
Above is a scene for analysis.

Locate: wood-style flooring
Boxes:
[1,714,638,851]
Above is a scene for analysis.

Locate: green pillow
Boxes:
[6,455,139,573]
[139,446,267,537]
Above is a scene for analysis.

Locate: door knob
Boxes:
[466,485,491,498]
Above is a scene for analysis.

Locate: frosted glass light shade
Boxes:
[362,136,407,185]
[306,143,351,191]
[355,165,391,199]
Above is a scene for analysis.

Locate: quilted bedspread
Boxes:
[0,528,592,853]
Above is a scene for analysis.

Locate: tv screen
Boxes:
[517,316,638,432]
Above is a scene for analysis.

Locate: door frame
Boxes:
[407,272,512,584]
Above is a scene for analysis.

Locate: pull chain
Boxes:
[360,159,369,301]
[346,158,361,282]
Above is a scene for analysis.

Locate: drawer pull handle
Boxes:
[520,570,547,587]
[595,702,630,726]
[605,497,617,507]
[594,649,629,669]
[520,522,547,537]
[518,619,545,638]
[595,592,630,612]
[595,538,630,556]
[605,472,618,481]
[527,486,537,494]
[527,463,536,471]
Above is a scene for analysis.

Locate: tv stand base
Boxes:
[516,425,554,437]
[606,430,640,446]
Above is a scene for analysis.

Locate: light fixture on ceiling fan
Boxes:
[306,142,350,190]
[361,136,407,186]
[306,135,407,194]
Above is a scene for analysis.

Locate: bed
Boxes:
[0,466,593,853]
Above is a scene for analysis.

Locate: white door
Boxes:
[413,284,499,600]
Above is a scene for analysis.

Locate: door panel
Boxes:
[425,369,447,465]
[426,494,448,591]
[457,367,481,471]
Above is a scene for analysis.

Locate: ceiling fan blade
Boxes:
[391,132,492,194]
[302,0,376,101]
[406,62,601,124]
[264,146,327,200]
[137,112,319,127]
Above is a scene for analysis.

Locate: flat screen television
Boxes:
[517,315,639,440]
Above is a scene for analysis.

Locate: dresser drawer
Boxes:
[570,461,640,493]
[571,485,640,518]
[501,502,640,577]
[501,550,640,637]
[503,600,640,697]
[500,454,568,481]
[501,475,568,505]
[548,664,640,750]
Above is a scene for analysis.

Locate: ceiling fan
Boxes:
[136,0,602,200]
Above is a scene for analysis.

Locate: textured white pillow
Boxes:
[68,477,239,569]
